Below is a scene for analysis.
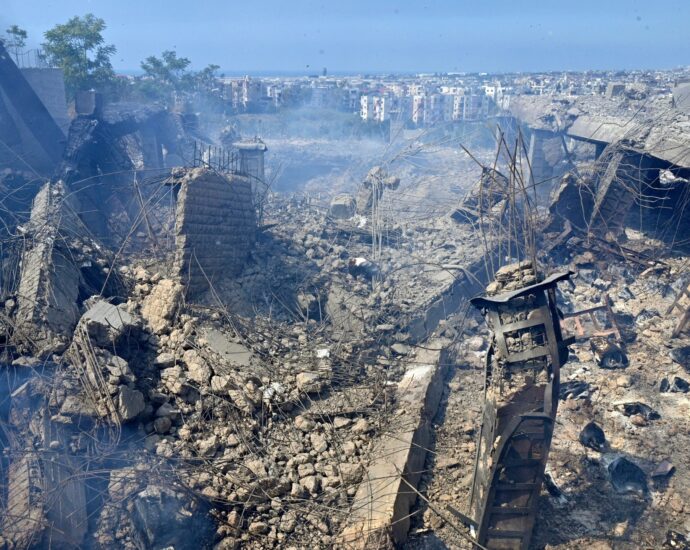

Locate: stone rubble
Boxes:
[1,103,690,550]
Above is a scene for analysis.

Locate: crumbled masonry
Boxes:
[1,53,690,550]
[169,167,256,297]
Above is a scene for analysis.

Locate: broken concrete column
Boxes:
[339,339,452,547]
[527,129,556,185]
[355,166,400,216]
[170,167,256,297]
[15,181,81,355]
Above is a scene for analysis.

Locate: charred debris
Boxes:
[1,43,690,550]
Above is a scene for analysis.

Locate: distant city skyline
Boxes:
[3,0,690,74]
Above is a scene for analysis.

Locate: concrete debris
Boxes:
[82,299,139,347]
[340,341,452,548]
[117,385,146,421]
[328,193,357,219]
[141,278,183,334]
[2,57,690,550]
[295,371,324,393]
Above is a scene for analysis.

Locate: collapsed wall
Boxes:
[58,103,191,243]
[171,167,256,297]
[14,180,123,356]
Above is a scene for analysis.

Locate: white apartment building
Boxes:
[408,83,426,96]
[360,95,391,122]
[452,93,465,120]
[462,94,487,119]
[410,93,454,126]
[360,95,375,120]
[429,93,453,124]
[440,85,464,95]
[412,94,425,125]
[376,96,391,121]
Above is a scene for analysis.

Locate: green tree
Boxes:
[4,25,28,63]
[195,64,221,89]
[138,50,220,101]
[42,14,117,99]
[140,50,192,91]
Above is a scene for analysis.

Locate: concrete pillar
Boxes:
[527,129,554,185]
[236,140,267,183]
[236,139,268,203]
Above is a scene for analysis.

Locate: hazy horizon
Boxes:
[3,0,690,74]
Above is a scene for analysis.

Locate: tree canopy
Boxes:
[141,50,192,88]
[137,49,220,101]
[11,13,224,106]
[4,25,28,63]
[42,14,117,99]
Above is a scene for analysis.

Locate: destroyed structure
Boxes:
[468,264,571,549]
[0,39,689,550]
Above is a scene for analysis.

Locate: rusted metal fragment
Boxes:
[561,293,622,342]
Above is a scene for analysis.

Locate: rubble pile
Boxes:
[451,166,511,224]
[405,209,690,549]
[2,67,690,550]
[0,151,497,549]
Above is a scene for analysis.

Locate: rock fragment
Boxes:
[117,386,145,421]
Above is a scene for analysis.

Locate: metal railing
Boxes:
[10,49,51,69]
[192,141,241,175]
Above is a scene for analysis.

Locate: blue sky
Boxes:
[3,0,689,74]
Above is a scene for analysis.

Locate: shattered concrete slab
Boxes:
[82,299,139,347]
[340,339,452,547]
